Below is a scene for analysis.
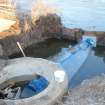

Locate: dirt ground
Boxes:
[59,75,105,105]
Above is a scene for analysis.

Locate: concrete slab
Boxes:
[0,19,16,32]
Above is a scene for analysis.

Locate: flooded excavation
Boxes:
[9,38,75,59]
[1,0,105,105]
[9,37,105,89]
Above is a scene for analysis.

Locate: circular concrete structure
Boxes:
[0,57,68,105]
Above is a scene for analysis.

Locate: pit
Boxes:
[8,38,105,89]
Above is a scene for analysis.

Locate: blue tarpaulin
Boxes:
[21,76,49,98]
[53,37,96,81]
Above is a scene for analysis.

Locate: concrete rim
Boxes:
[0,57,68,105]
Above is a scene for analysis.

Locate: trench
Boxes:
[9,38,105,89]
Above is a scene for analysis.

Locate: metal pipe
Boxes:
[16,42,26,57]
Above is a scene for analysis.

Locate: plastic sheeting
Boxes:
[0,0,16,20]
[52,37,96,81]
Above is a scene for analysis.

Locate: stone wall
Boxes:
[62,27,83,42]
[84,31,105,46]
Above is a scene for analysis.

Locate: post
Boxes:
[16,42,26,57]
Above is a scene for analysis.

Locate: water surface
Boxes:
[9,38,75,59]
[9,38,105,88]
[70,46,105,88]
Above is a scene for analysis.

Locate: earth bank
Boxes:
[0,1,105,105]
[0,1,105,58]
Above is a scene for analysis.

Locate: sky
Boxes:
[10,0,105,31]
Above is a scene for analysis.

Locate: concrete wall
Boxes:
[62,27,105,46]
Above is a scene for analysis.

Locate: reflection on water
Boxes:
[70,46,105,88]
